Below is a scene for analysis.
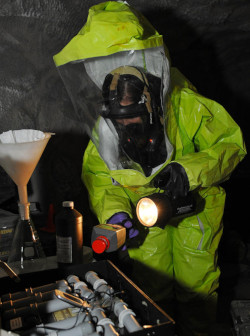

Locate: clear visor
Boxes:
[57,47,171,174]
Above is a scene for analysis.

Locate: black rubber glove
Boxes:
[153,162,189,199]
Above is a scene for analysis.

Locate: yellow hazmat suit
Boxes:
[54,2,246,335]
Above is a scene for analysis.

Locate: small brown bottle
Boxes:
[55,201,83,267]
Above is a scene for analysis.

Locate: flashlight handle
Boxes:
[171,192,195,217]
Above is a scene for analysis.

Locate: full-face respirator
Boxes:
[101,66,167,176]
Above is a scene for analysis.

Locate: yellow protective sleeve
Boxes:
[82,140,134,223]
[165,69,246,190]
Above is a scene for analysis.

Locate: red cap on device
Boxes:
[92,236,110,254]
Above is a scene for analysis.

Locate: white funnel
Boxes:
[0,130,53,219]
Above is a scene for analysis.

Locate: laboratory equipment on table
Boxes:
[0,260,175,335]
[55,201,83,266]
[0,130,53,268]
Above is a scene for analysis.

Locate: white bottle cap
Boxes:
[62,201,74,208]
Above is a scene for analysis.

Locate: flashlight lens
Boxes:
[137,198,158,227]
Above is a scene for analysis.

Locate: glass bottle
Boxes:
[55,201,83,267]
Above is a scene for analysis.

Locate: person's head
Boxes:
[110,69,146,127]
[102,66,166,175]
[102,66,152,122]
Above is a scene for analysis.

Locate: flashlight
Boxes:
[136,192,195,228]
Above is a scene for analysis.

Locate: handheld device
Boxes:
[91,224,126,254]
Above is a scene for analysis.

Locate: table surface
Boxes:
[0,246,93,279]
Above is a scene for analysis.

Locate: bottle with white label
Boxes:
[55,201,83,267]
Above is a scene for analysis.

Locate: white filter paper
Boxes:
[0,129,45,144]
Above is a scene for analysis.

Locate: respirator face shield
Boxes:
[114,116,150,167]
[55,47,171,175]
[102,66,167,176]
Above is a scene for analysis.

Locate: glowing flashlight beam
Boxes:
[137,198,158,227]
